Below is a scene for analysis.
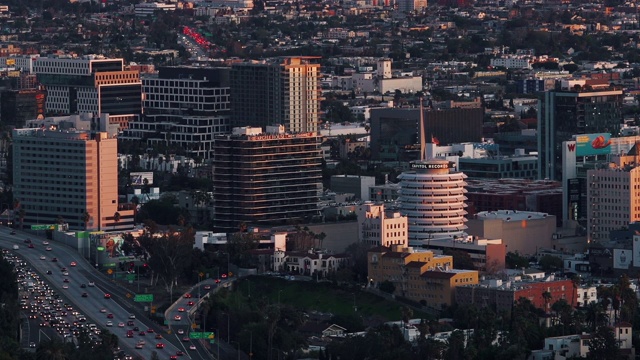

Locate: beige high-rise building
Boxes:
[231,57,322,133]
[13,127,133,230]
[587,160,640,242]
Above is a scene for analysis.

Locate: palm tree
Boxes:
[82,211,91,230]
[17,208,25,229]
[35,339,66,360]
[542,291,552,314]
[113,212,121,230]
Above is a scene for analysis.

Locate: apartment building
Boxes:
[357,202,408,247]
[231,57,322,133]
[368,244,478,309]
[211,126,322,232]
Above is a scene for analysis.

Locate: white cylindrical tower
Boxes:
[398,159,468,246]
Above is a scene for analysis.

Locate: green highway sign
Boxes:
[126,274,136,281]
[31,224,56,231]
[97,246,105,251]
[190,332,215,339]
[134,294,153,302]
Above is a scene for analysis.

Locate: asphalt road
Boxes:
[0,228,203,359]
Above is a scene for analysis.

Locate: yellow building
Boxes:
[368,244,478,309]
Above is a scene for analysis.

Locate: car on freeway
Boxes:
[183,293,192,298]
[118,322,125,328]
[81,293,88,297]
[178,307,185,312]
[174,315,181,321]
[176,350,184,356]
[62,271,69,276]
[127,320,134,326]
[126,330,134,338]
[128,314,135,319]
[106,321,113,327]
[155,343,164,349]
[147,328,154,333]
[51,258,58,262]
[62,285,68,289]
[204,285,211,290]
[46,247,52,251]
[189,345,196,350]
[28,244,34,248]
[70,262,77,267]
[29,342,36,348]
[24,239,31,243]
[135,343,143,349]
[63,279,69,283]
[139,331,146,336]
[170,356,178,360]
[182,337,190,342]
[88,281,95,287]
[10,230,16,235]
[100,308,107,313]
[104,293,111,299]
[46,270,52,275]
[187,301,194,306]
[133,326,139,331]
[155,334,163,340]
[42,241,49,245]
[80,284,86,288]
[177,329,184,335]
[39,255,46,260]
[107,313,114,319]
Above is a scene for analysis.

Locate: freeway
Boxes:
[0,228,202,359]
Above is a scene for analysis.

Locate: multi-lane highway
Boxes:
[0,228,202,359]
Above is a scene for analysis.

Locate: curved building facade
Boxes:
[398,160,468,245]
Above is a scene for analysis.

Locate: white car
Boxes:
[177,329,184,335]
[189,345,196,350]
[88,281,95,287]
[118,322,125,327]
[42,241,49,245]
[39,255,46,260]
[62,285,68,289]
[45,247,52,251]
[99,308,107,313]
[106,321,113,327]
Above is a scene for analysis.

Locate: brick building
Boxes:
[455,276,577,313]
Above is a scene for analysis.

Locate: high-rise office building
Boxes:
[587,161,640,242]
[121,66,231,160]
[538,80,623,180]
[397,0,427,12]
[212,126,322,232]
[0,89,45,128]
[34,54,141,129]
[398,159,468,245]
[230,57,322,133]
[12,127,133,230]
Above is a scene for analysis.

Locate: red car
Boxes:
[107,314,114,319]
[187,301,194,306]
[104,294,111,299]
[28,244,34,248]
[155,343,164,349]
[178,307,185,312]
[183,293,192,299]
